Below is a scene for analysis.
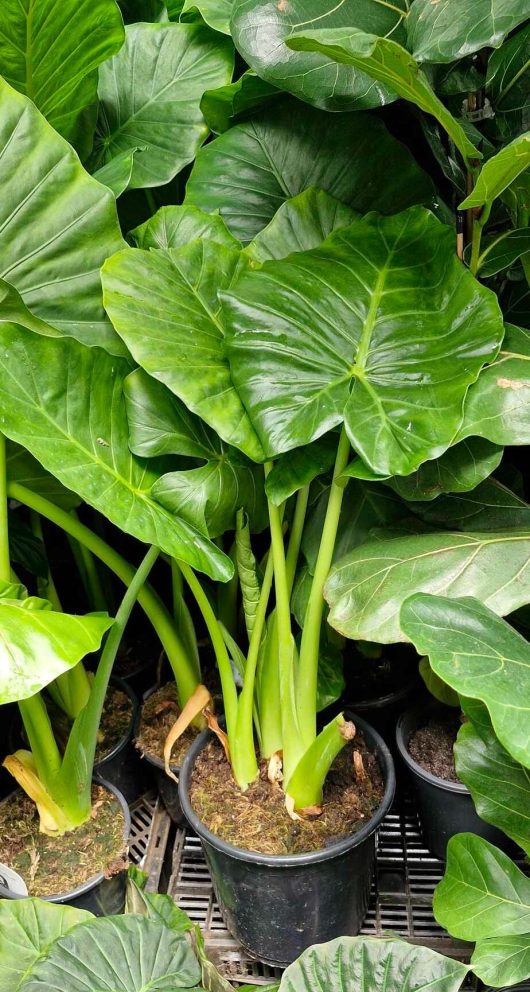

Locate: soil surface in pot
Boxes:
[344,648,418,703]
[408,715,460,782]
[96,685,134,762]
[136,683,198,766]
[190,736,384,855]
[0,784,127,896]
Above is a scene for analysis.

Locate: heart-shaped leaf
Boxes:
[245,188,358,263]
[130,205,240,250]
[459,133,530,211]
[0,81,126,354]
[287,29,480,164]
[280,935,468,992]
[325,530,530,643]
[102,240,265,461]
[0,0,124,155]
[455,720,530,856]
[231,0,408,111]
[0,305,232,581]
[434,833,530,939]
[407,0,530,64]
[185,99,434,243]
[200,70,279,133]
[223,207,503,475]
[17,914,201,991]
[0,899,91,992]
[90,22,233,189]
[385,439,503,502]
[459,325,530,445]
[400,594,530,767]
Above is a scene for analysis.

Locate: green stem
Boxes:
[178,561,238,740]
[171,559,200,680]
[70,511,107,611]
[285,485,309,597]
[18,695,62,789]
[297,427,350,749]
[0,434,11,583]
[470,204,491,277]
[145,189,157,215]
[286,714,355,809]
[8,483,198,707]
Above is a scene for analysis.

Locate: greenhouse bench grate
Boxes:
[128,789,478,983]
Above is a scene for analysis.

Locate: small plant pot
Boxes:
[0,778,130,915]
[94,678,150,805]
[179,715,395,967]
[396,705,509,860]
[345,679,421,749]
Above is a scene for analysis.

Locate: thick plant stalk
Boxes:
[7,483,198,707]
[285,715,356,810]
[0,434,10,583]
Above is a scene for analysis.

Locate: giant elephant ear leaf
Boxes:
[0,82,126,354]
[245,189,359,263]
[280,935,468,992]
[407,0,530,64]
[0,580,113,705]
[0,0,124,157]
[0,899,92,992]
[287,30,480,164]
[130,205,240,250]
[180,0,232,33]
[15,914,201,992]
[400,594,530,768]
[223,206,503,476]
[90,23,233,189]
[459,133,530,211]
[230,0,408,111]
[0,299,232,581]
[185,100,434,243]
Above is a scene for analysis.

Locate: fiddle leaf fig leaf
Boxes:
[459,133,530,211]
[0,899,92,992]
[185,100,434,243]
[246,189,359,263]
[223,207,503,475]
[130,205,240,250]
[478,228,530,277]
[325,531,530,644]
[287,30,480,164]
[0,581,113,705]
[470,935,530,987]
[90,23,233,189]
[201,71,279,134]
[433,833,530,939]
[400,594,530,767]
[0,316,232,581]
[386,438,503,503]
[103,241,265,462]
[280,935,468,992]
[0,80,127,354]
[407,0,530,64]
[418,657,460,707]
[0,0,124,156]
[459,325,530,446]
[15,914,201,992]
[487,23,530,141]
[455,721,530,856]
[231,0,408,112]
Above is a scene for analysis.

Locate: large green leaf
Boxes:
[325,530,530,644]
[245,188,358,263]
[0,312,232,581]
[102,241,265,461]
[265,434,337,506]
[17,914,201,991]
[455,720,530,856]
[93,148,144,197]
[471,935,530,987]
[459,133,530,211]
[410,478,530,532]
[6,443,80,512]
[130,205,240,249]
[433,833,530,939]
[231,0,408,111]
[0,899,91,992]
[407,0,530,64]
[124,368,266,537]
[180,0,232,32]
[90,23,233,189]
[459,325,530,445]
[487,24,530,142]
[385,439,503,502]
[287,30,480,164]
[280,936,468,992]
[478,228,530,277]
[200,70,279,134]
[400,594,530,768]
[0,580,113,705]
[0,81,126,354]
[185,100,434,243]
[223,207,503,475]
[0,0,124,155]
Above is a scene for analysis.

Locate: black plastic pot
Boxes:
[0,778,130,915]
[345,679,421,748]
[141,748,184,824]
[396,705,510,860]
[94,677,150,804]
[179,715,395,967]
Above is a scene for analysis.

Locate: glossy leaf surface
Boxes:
[487,23,530,141]
[265,435,337,506]
[185,101,434,242]
[459,133,530,210]
[471,935,530,987]
[224,207,503,474]
[407,0,530,64]
[93,148,143,197]
[386,439,503,502]
[459,325,530,445]
[246,188,358,263]
[478,228,530,276]
[181,0,232,32]
[410,478,530,532]
[130,205,239,249]
[201,70,279,133]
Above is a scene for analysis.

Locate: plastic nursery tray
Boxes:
[129,790,478,985]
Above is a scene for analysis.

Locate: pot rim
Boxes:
[94,676,139,770]
[134,682,180,774]
[345,675,420,712]
[0,777,131,903]
[396,704,469,795]
[179,712,396,868]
